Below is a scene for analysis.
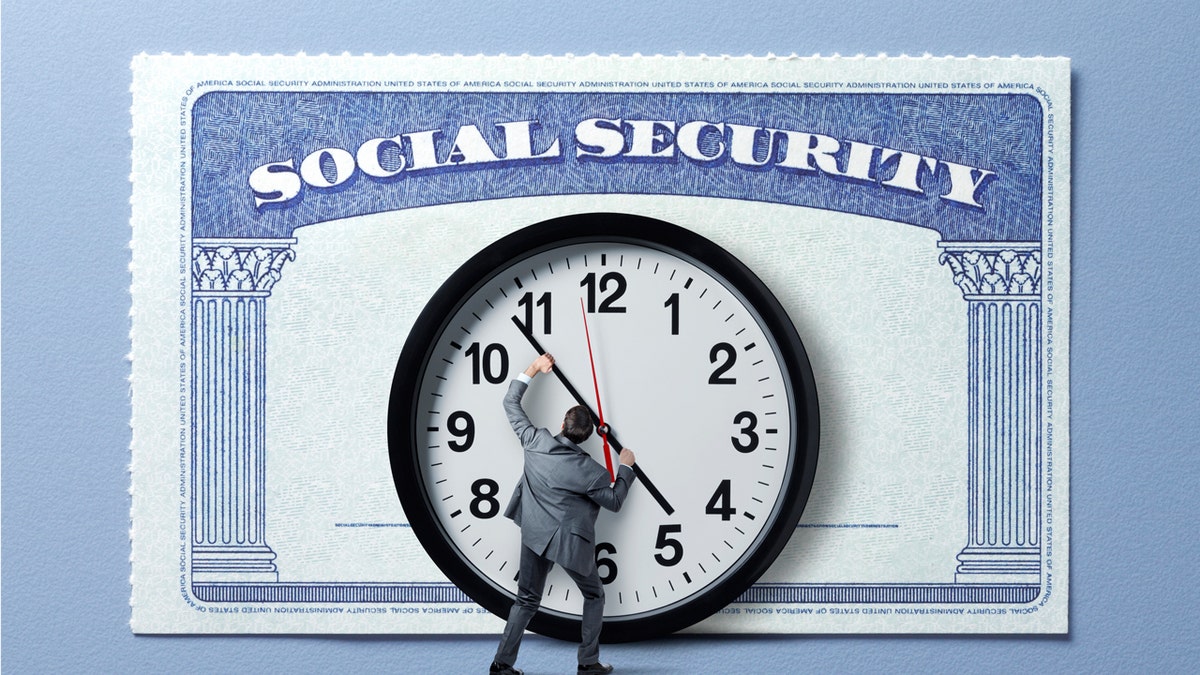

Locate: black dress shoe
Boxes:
[578,664,614,674]
[489,661,523,674]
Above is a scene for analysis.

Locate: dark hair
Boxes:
[562,405,594,444]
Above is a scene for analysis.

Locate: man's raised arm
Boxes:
[502,354,555,445]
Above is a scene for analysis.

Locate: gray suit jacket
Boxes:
[502,379,635,575]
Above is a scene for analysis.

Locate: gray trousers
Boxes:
[494,543,605,666]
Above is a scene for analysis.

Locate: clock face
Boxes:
[389,213,819,641]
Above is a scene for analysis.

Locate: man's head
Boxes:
[561,405,594,444]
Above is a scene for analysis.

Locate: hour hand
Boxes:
[594,426,675,516]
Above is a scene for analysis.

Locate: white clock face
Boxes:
[391,215,819,639]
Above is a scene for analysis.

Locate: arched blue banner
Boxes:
[191,92,1043,242]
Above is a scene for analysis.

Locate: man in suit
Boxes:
[491,353,637,675]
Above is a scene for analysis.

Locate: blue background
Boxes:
[3,1,1197,671]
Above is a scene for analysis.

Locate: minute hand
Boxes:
[510,316,593,412]
[510,316,676,515]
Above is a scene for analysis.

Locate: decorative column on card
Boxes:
[938,243,1043,585]
[190,239,296,583]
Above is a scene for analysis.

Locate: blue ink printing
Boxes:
[248,114,996,212]
[191,92,1042,242]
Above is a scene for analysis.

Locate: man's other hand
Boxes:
[618,448,636,466]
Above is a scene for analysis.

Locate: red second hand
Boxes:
[581,298,615,482]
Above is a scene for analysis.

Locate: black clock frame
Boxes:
[388,212,820,642]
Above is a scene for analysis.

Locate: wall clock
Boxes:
[389,212,819,641]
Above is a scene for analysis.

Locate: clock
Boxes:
[388,212,819,641]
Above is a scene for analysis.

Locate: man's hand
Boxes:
[524,353,554,378]
[619,448,636,466]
